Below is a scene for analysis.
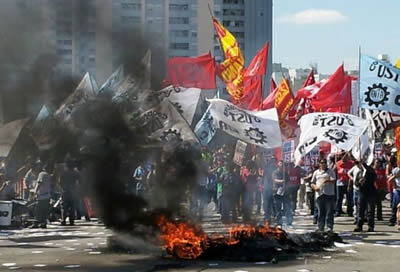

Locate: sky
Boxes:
[273,0,400,74]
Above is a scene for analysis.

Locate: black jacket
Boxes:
[359,163,377,195]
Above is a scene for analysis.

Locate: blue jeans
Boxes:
[263,188,274,222]
[336,184,353,216]
[273,195,293,226]
[317,194,335,231]
[353,190,359,219]
[390,190,400,224]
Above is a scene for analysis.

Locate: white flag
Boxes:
[156,86,201,125]
[352,109,377,164]
[136,100,198,146]
[55,72,98,124]
[98,65,124,96]
[208,99,282,148]
[295,112,368,164]
[30,105,59,151]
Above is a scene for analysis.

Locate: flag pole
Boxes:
[208,3,214,18]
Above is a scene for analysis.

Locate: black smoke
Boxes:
[2,0,203,237]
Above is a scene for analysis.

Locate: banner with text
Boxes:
[209,99,282,148]
[294,112,368,164]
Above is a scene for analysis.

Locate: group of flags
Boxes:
[24,16,400,165]
[162,16,400,164]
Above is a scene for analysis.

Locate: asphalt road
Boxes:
[0,202,399,272]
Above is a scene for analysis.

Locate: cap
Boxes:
[391,148,398,153]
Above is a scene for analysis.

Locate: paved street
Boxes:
[0,203,399,272]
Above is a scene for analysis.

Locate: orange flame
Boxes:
[157,215,208,259]
[157,215,287,260]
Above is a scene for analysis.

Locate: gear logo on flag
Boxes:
[364,83,390,107]
[245,127,268,144]
[324,129,348,144]
[161,129,183,143]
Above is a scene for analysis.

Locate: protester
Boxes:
[242,160,258,223]
[353,161,377,232]
[133,163,148,198]
[335,153,354,217]
[311,158,336,232]
[0,174,14,201]
[272,160,292,227]
[286,162,304,212]
[221,163,239,224]
[348,160,364,224]
[23,160,41,201]
[59,158,80,226]
[374,159,386,221]
[263,156,276,224]
[388,167,400,227]
[32,162,54,228]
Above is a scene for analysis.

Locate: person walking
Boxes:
[32,163,54,228]
[353,162,377,232]
[311,159,336,232]
[388,167,400,227]
[373,159,386,221]
[59,158,80,226]
[272,160,292,228]
[335,153,354,217]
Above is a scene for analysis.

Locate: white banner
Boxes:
[55,72,98,124]
[295,112,368,164]
[30,105,59,151]
[157,86,201,125]
[368,109,400,138]
[136,100,198,146]
[208,99,282,148]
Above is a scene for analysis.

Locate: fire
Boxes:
[157,215,208,259]
[157,215,288,260]
[228,222,287,244]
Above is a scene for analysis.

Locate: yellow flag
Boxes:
[213,18,245,101]
[396,58,400,69]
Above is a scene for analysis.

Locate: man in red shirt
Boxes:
[373,159,386,221]
[335,153,354,217]
[286,162,305,213]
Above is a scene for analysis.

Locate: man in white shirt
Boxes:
[311,159,336,232]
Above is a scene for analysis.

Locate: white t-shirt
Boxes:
[311,168,336,199]
[348,165,366,191]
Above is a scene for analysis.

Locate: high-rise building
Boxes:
[2,0,273,94]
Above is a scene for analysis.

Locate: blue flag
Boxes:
[360,54,400,114]
[194,105,216,146]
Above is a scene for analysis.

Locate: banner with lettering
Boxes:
[136,100,199,146]
[208,99,282,148]
[194,106,217,146]
[55,72,98,126]
[282,140,295,163]
[294,112,368,164]
[30,105,59,151]
[367,109,400,138]
[359,54,400,114]
[156,86,201,125]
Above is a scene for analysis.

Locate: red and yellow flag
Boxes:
[274,78,294,120]
[213,18,245,101]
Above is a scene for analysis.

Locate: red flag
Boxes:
[238,76,263,110]
[164,52,216,89]
[270,78,277,92]
[302,69,316,88]
[244,42,269,78]
[261,87,278,110]
[296,65,352,110]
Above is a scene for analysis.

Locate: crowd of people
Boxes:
[130,144,400,233]
[1,142,400,234]
[0,155,90,228]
